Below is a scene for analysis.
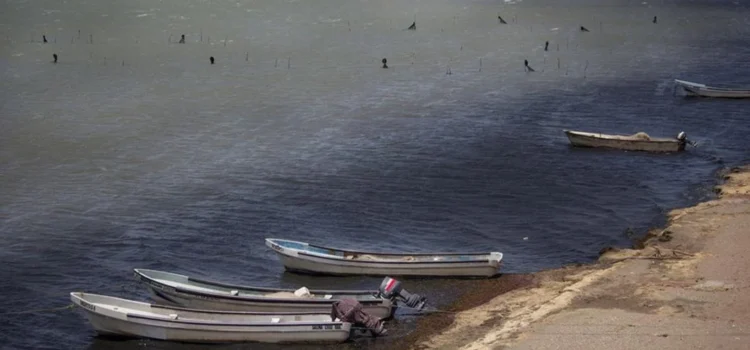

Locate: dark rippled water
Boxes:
[2,0,750,349]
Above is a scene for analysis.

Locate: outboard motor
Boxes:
[677,131,687,142]
[378,277,427,310]
[677,131,696,147]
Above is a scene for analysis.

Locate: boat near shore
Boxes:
[564,130,690,152]
[70,292,351,344]
[265,238,503,277]
[134,269,398,319]
[674,79,750,98]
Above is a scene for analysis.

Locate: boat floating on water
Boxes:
[265,238,503,277]
[134,269,425,319]
[674,79,750,98]
[564,130,691,153]
[70,292,352,344]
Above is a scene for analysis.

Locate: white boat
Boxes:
[70,292,351,343]
[564,130,689,152]
[133,269,395,319]
[674,79,750,98]
[265,238,503,277]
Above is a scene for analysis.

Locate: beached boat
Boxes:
[70,292,351,343]
[134,269,397,319]
[674,79,750,98]
[265,238,503,277]
[564,130,689,152]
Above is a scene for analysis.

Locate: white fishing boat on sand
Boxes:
[134,269,426,319]
[265,238,503,277]
[70,292,351,343]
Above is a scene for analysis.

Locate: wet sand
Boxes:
[399,165,750,350]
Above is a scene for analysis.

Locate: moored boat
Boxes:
[70,292,351,343]
[564,130,690,152]
[674,79,750,98]
[133,269,401,319]
[265,238,503,277]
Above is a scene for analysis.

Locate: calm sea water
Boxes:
[1,0,750,349]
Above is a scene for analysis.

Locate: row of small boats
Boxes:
[560,78,750,153]
[73,238,505,343]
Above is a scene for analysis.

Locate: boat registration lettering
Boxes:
[79,300,96,312]
[312,324,339,330]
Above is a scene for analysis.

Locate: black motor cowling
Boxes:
[378,277,427,310]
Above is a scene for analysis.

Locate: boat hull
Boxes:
[78,310,351,343]
[134,270,394,319]
[675,79,750,98]
[70,293,352,344]
[565,131,684,152]
[266,240,502,277]
[144,285,393,319]
[277,253,500,277]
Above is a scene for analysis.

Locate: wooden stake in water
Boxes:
[584,60,589,78]
[78,29,81,39]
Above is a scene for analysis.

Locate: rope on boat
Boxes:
[0,303,75,316]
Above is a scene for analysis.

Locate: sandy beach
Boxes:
[402,165,750,350]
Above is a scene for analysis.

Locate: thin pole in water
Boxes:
[224,35,228,47]
[479,58,482,72]
[557,57,560,70]
[584,60,589,78]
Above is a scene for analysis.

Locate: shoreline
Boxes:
[395,165,750,350]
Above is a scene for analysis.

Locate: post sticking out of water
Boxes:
[584,60,589,78]
[557,57,560,70]
[53,53,58,63]
[122,60,124,66]
[224,35,228,47]
[653,16,658,24]
[77,29,81,39]
[545,41,549,51]
[479,58,482,72]
[179,34,185,44]
[382,58,388,69]
[43,35,48,43]
[89,34,93,44]
[210,56,215,65]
